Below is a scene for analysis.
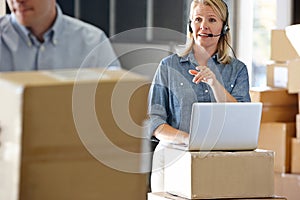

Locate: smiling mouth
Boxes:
[198,33,212,37]
[14,6,32,14]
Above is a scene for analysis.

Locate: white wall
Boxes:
[235,1,253,81]
[0,0,5,16]
[276,0,292,29]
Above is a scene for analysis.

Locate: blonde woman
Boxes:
[148,0,251,192]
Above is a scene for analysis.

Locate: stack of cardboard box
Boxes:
[251,28,300,200]
[0,69,151,200]
[267,29,300,94]
[293,102,300,174]
[147,146,285,200]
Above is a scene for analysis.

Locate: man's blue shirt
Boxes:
[0,5,120,71]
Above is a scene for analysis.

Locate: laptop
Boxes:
[173,102,263,151]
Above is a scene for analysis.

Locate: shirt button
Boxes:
[205,90,209,93]
[231,84,234,88]
[40,45,45,51]
[180,83,184,86]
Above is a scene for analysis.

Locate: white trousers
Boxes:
[150,142,165,192]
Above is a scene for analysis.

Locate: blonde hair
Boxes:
[177,0,232,64]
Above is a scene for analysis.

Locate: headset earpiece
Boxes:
[188,20,193,33]
[221,0,230,36]
[222,24,230,35]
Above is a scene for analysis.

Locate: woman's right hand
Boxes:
[154,124,189,145]
[188,65,216,86]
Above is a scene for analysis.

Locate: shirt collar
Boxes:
[11,13,32,47]
[50,4,64,46]
[180,50,220,66]
[10,4,63,47]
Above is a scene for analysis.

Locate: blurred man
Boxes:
[0,0,120,71]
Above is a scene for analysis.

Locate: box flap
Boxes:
[0,68,149,87]
[285,24,300,56]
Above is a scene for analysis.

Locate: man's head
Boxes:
[7,0,57,37]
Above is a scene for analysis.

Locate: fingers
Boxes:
[189,66,214,85]
[188,69,198,75]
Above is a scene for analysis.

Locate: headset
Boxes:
[189,0,230,37]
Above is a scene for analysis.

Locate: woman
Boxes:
[148,0,251,192]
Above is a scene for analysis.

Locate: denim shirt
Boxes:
[0,5,120,71]
[148,51,251,135]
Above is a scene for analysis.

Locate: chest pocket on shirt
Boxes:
[171,82,197,110]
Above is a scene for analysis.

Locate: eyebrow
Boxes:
[207,14,218,18]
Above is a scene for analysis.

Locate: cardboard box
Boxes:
[266,61,300,94]
[297,114,300,138]
[0,69,151,200]
[148,192,287,200]
[299,93,300,113]
[260,106,298,123]
[291,138,300,173]
[275,173,300,200]
[270,29,299,62]
[258,123,296,173]
[288,60,300,94]
[250,87,298,106]
[20,155,148,200]
[286,24,300,56]
[266,63,287,89]
[250,87,298,122]
[164,148,274,199]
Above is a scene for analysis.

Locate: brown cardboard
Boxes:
[260,105,298,123]
[148,192,287,200]
[266,61,300,94]
[299,93,300,113]
[258,123,296,173]
[270,29,299,62]
[288,59,300,94]
[20,153,148,200]
[275,173,300,200]
[0,69,151,200]
[286,24,300,56]
[291,138,300,173]
[164,147,274,199]
[250,87,298,122]
[250,87,298,106]
[266,63,287,89]
[297,114,300,138]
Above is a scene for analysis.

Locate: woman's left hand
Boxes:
[188,66,216,86]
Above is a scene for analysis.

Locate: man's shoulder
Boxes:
[0,15,11,29]
[62,15,104,34]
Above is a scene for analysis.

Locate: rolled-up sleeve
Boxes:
[148,61,169,135]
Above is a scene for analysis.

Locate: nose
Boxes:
[200,20,209,30]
